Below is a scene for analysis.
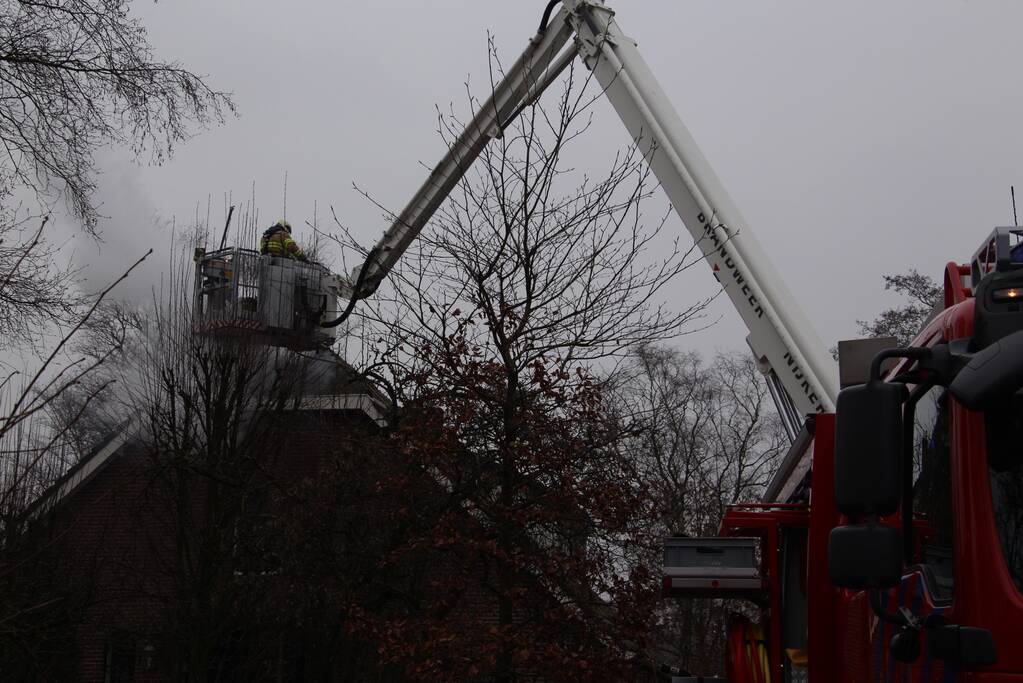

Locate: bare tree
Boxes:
[0,0,237,522]
[622,346,786,535]
[0,201,396,678]
[0,2,235,668]
[0,212,81,352]
[334,38,715,382]
[35,233,321,680]
[131,337,303,680]
[618,345,787,674]
[324,43,717,682]
[0,232,148,677]
[0,0,234,231]
[0,246,148,519]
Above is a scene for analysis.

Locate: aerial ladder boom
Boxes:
[348,12,577,299]
[343,0,838,428]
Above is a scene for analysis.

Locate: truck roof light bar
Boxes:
[971,226,1023,289]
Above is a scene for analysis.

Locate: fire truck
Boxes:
[193,1,1023,679]
[670,229,1023,682]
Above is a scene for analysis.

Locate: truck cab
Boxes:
[666,227,1023,681]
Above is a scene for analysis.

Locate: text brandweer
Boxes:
[698,212,825,413]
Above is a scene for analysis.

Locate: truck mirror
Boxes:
[983,401,1023,471]
[835,380,907,517]
[950,329,1023,410]
[928,624,998,666]
[828,523,902,589]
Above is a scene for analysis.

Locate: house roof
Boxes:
[24,349,389,519]
[294,348,390,409]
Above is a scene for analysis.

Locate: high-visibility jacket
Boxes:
[260,227,306,260]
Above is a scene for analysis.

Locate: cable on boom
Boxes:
[320,247,380,329]
[537,0,562,35]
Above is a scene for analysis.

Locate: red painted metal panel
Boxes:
[806,414,837,683]
[945,262,972,308]
[720,504,810,681]
[944,297,1023,676]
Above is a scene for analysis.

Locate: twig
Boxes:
[2,248,152,437]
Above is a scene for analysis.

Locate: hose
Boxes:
[726,618,750,683]
[320,247,379,329]
[726,615,771,683]
[537,0,562,34]
[750,623,770,682]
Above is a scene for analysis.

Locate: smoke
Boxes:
[58,153,175,306]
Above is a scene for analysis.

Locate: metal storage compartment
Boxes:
[662,537,764,599]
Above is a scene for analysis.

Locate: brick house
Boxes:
[14,348,662,682]
[17,352,392,682]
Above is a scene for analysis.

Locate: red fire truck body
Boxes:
[702,260,1023,681]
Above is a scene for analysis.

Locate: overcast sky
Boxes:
[56,0,1023,360]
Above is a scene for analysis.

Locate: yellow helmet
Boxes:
[274,219,292,233]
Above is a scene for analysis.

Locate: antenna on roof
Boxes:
[218,205,236,250]
[1012,185,1018,226]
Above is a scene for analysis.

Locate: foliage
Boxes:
[857,269,942,346]
[0,214,81,352]
[279,334,657,683]
[0,0,234,231]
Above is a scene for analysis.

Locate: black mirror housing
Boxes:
[835,380,907,517]
[828,523,902,589]
[950,329,1023,410]
[928,625,998,666]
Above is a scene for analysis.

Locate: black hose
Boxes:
[537,0,562,34]
[320,247,379,329]
[321,291,359,329]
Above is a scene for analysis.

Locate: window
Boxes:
[912,385,954,600]
[104,631,135,683]
[232,510,281,576]
[985,401,1023,594]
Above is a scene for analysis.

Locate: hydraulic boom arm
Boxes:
[342,0,838,427]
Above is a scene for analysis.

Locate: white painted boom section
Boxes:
[565,0,837,414]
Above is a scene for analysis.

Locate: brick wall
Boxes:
[23,406,651,682]
[29,408,378,682]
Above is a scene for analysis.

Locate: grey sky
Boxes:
[57,0,1023,358]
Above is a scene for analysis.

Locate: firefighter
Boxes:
[259,219,308,262]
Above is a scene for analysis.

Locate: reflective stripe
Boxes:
[259,231,305,259]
